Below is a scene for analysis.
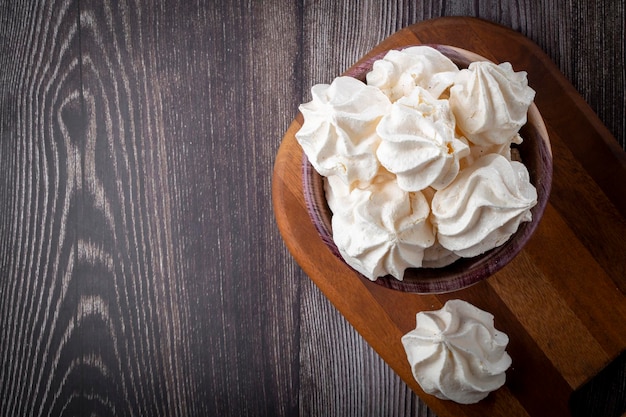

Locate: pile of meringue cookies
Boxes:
[296,45,538,281]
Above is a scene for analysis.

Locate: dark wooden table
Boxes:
[1,2,624,417]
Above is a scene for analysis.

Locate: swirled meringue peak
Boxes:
[296,76,391,186]
[432,153,537,258]
[449,61,535,147]
[401,299,512,404]
[366,46,459,102]
[376,87,470,191]
[326,174,435,280]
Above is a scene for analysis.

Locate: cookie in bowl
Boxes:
[297,45,552,294]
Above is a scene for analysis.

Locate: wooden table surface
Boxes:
[1,1,624,417]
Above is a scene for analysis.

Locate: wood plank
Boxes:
[82,1,305,415]
[0,1,304,416]
[0,1,84,415]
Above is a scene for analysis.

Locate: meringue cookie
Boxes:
[366,46,459,102]
[296,76,391,186]
[376,87,470,191]
[326,175,435,280]
[449,61,535,146]
[401,299,512,404]
[431,153,537,258]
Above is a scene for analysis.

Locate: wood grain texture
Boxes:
[0,1,624,417]
[1,0,303,416]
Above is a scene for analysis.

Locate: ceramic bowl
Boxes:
[302,44,553,294]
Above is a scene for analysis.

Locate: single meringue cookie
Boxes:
[376,87,470,192]
[366,46,460,102]
[449,61,535,146]
[431,153,537,258]
[296,76,391,187]
[401,299,512,404]
[326,175,435,280]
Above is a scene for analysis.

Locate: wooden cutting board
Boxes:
[273,16,626,417]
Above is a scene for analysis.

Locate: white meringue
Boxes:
[296,76,391,186]
[366,46,459,102]
[376,87,470,191]
[326,175,435,280]
[431,154,537,258]
[401,299,512,404]
[449,61,535,147]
